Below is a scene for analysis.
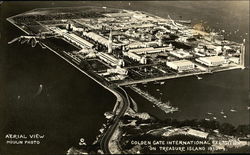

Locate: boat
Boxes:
[156,89,160,92]
[213,117,217,120]
[205,118,210,121]
[160,81,165,85]
[247,106,250,110]
[223,115,227,119]
[230,108,237,112]
[197,76,203,80]
[207,112,213,115]
[220,110,224,115]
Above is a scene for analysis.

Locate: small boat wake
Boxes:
[34,84,43,97]
[230,107,237,112]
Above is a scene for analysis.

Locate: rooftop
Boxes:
[168,59,194,66]
[199,56,225,62]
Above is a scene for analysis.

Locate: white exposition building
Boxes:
[82,31,119,48]
[63,33,94,48]
[186,129,209,139]
[50,27,94,48]
[124,46,173,64]
[123,52,147,64]
[97,52,125,67]
[196,56,225,67]
[108,30,113,53]
[128,46,172,55]
[170,49,193,59]
[107,67,128,75]
[166,60,195,72]
[240,39,246,69]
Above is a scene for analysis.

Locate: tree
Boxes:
[235,125,250,136]
[219,123,235,136]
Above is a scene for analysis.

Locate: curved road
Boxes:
[100,86,130,154]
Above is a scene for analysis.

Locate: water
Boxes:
[116,1,249,126]
[133,70,249,126]
[0,2,117,155]
[0,1,249,155]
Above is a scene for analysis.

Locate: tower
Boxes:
[122,45,125,52]
[158,36,163,47]
[240,39,246,69]
[108,30,112,53]
[66,23,72,31]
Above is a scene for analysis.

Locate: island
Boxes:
[7,6,248,154]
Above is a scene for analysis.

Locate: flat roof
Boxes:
[104,12,133,17]
[128,47,154,53]
[168,59,194,66]
[187,129,208,137]
[199,56,225,62]
[68,33,93,47]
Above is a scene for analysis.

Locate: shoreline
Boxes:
[7,17,131,154]
[118,65,243,86]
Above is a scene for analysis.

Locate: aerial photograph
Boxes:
[0,1,249,155]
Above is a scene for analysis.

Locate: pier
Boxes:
[128,85,178,114]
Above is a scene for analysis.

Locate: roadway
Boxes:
[100,86,130,154]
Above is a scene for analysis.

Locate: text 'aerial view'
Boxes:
[0,1,249,155]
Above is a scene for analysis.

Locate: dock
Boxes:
[128,85,178,114]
